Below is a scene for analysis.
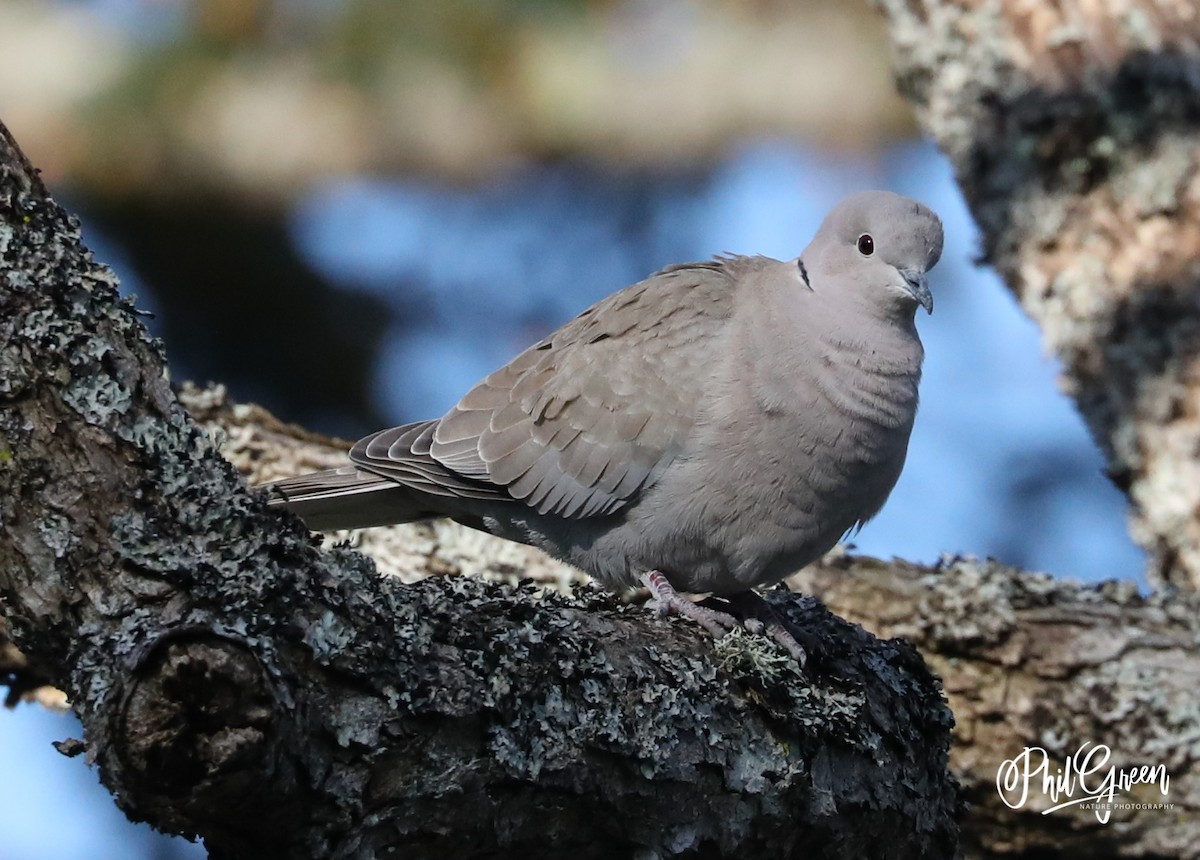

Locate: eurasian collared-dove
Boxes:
[268,191,944,663]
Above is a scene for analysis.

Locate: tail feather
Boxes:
[265,467,437,532]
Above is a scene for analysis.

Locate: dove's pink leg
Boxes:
[712,591,808,666]
[640,573,809,665]
[640,571,738,637]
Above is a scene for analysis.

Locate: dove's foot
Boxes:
[639,574,808,665]
[703,591,808,666]
[640,571,739,638]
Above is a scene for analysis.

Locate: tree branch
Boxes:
[175,382,1200,858]
[792,558,1199,858]
[874,0,1200,590]
[0,122,957,858]
[180,385,1200,858]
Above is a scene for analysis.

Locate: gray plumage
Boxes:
[269,191,943,604]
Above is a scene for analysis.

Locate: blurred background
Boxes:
[0,0,1146,856]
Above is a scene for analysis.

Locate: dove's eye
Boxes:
[856,234,875,256]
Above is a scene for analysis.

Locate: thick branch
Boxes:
[874,0,1200,589]
[196,385,1200,859]
[792,559,1199,859]
[0,123,957,858]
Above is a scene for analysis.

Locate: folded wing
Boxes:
[351,259,748,519]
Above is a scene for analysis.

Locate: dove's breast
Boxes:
[798,328,922,524]
[565,313,925,595]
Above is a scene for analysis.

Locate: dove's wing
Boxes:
[349,259,755,519]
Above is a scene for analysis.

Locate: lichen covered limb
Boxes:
[201,386,1200,858]
[793,556,1200,859]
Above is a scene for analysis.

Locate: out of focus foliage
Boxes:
[3,0,909,198]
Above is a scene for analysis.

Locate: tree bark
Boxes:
[188,383,1200,858]
[165,384,1200,859]
[791,559,1198,859]
[174,385,1200,859]
[0,122,958,858]
[874,0,1200,590]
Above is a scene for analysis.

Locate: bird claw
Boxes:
[641,571,738,637]
[640,572,807,665]
[711,591,808,666]
[762,621,808,665]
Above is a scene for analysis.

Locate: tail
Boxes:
[264,467,438,532]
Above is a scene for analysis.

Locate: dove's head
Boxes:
[802,190,944,319]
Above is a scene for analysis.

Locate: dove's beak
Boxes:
[899,269,934,315]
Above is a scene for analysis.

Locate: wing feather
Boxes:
[347,257,761,518]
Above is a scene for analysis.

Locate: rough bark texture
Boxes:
[166,387,1200,858]
[875,0,1200,590]
[165,385,1200,859]
[792,559,1199,859]
[0,123,958,858]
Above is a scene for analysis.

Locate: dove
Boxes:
[267,191,944,663]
